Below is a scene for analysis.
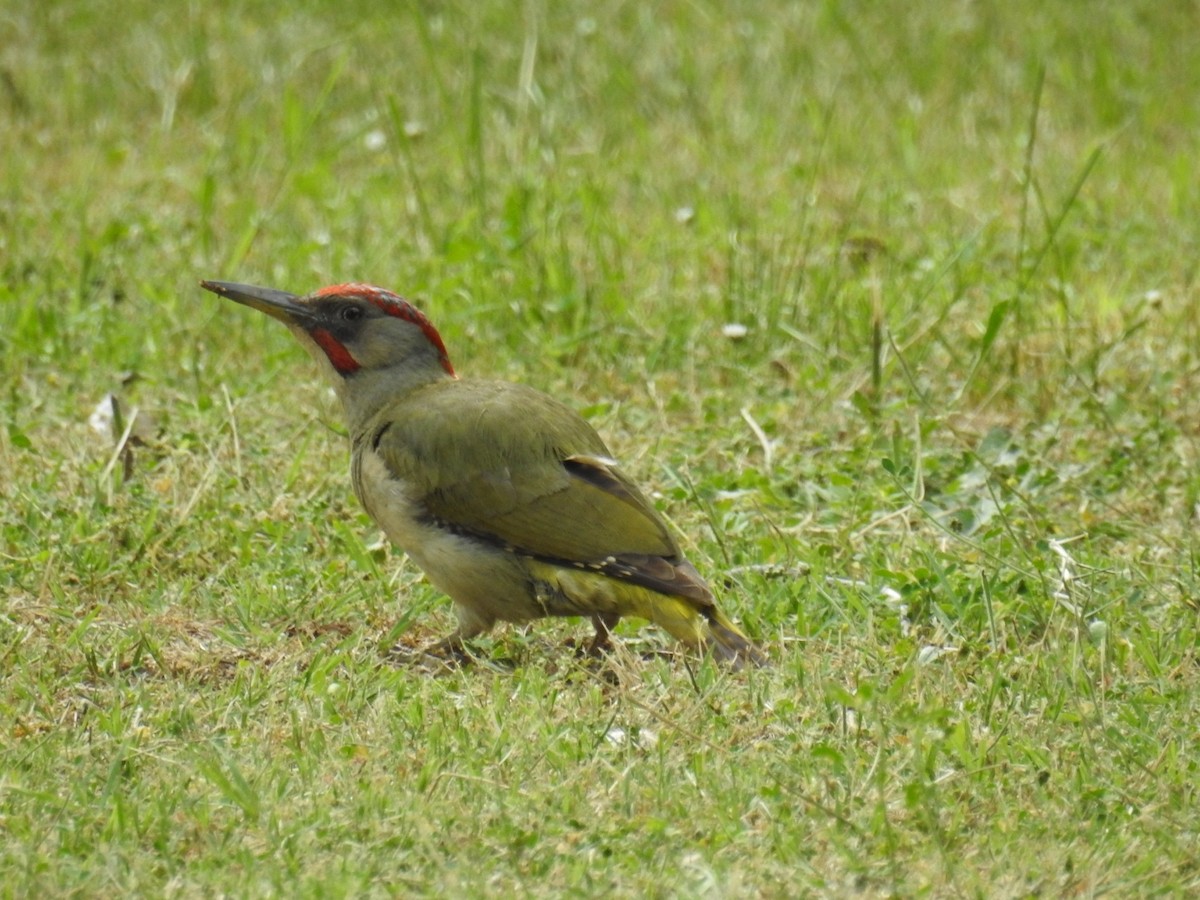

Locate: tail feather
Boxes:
[704,610,769,669]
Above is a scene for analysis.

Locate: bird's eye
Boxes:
[339,305,364,322]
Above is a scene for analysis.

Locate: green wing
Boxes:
[366,379,682,564]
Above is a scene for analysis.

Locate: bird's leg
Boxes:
[588,613,621,656]
[418,607,496,666]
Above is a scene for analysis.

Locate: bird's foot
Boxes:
[385,634,473,672]
[386,634,524,674]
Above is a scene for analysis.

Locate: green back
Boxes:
[361,379,681,564]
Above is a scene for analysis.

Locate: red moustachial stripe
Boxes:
[316,283,455,376]
[311,327,361,374]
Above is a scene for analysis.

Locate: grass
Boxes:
[2,0,1199,895]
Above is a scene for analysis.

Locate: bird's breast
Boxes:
[353,446,442,552]
[351,446,537,618]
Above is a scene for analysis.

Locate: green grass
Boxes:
[3,0,1199,895]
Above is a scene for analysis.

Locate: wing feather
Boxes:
[363,380,711,605]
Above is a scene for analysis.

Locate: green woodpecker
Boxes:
[200,279,766,667]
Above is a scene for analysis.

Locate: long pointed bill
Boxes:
[199,280,314,324]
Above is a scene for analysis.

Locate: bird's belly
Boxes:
[354,449,542,624]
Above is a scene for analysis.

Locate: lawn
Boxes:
[2,1,1198,896]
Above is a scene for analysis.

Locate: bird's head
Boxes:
[202,280,456,429]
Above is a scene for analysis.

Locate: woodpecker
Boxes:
[201,280,766,667]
